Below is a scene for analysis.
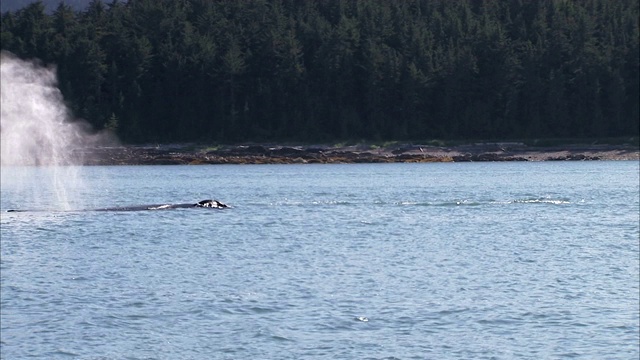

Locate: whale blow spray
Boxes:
[0,51,113,210]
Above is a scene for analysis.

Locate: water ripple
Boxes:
[1,162,638,359]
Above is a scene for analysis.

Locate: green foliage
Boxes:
[104,112,119,132]
[1,0,638,143]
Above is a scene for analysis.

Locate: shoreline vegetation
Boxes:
[80,141,640,165]
[2,0,638,144]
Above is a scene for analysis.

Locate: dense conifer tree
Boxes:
[1,0,638,143]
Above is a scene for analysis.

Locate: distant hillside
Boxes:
[1,0,90,13]
[2,0,638,144]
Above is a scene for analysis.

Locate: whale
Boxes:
[95,199,228,211]
[6,199,228,213]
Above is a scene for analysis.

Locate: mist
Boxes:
[0,51,115,210]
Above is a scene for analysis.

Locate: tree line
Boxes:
[1,0,638,143]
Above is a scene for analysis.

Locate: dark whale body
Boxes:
[7,200,228,213]
[95,199,228,211]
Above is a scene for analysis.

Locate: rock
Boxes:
[271,147,305,156]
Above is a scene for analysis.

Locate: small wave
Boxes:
[392,198,571,207]
[270,334,295,342]
[51,349,79,357]
[510,198,571,205]
[311,200,352,206]
[418,200,483,207]
[387,200,483,207]
[265,197,570,208]
[395,201,419,206]
[266,200,352,206]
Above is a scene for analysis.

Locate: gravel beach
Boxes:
[78,142,640,165]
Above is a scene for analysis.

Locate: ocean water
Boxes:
[1,161,638,359]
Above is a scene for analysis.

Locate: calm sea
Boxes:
[1,162,638,359]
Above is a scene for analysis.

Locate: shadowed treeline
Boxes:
[1,0,638,143]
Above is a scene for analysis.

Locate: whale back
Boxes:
[6,199,229,212]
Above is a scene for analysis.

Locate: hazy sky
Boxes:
[1,0,91,14]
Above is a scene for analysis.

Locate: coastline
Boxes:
[79,142,640,165]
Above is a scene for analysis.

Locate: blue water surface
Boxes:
[1,161,639,359]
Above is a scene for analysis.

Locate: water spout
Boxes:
[0,51,112,210]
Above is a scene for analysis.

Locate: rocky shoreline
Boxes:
[78,142,639,165]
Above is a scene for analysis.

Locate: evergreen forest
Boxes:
[1,0,638,143]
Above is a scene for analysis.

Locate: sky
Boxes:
[1,0,91,13]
